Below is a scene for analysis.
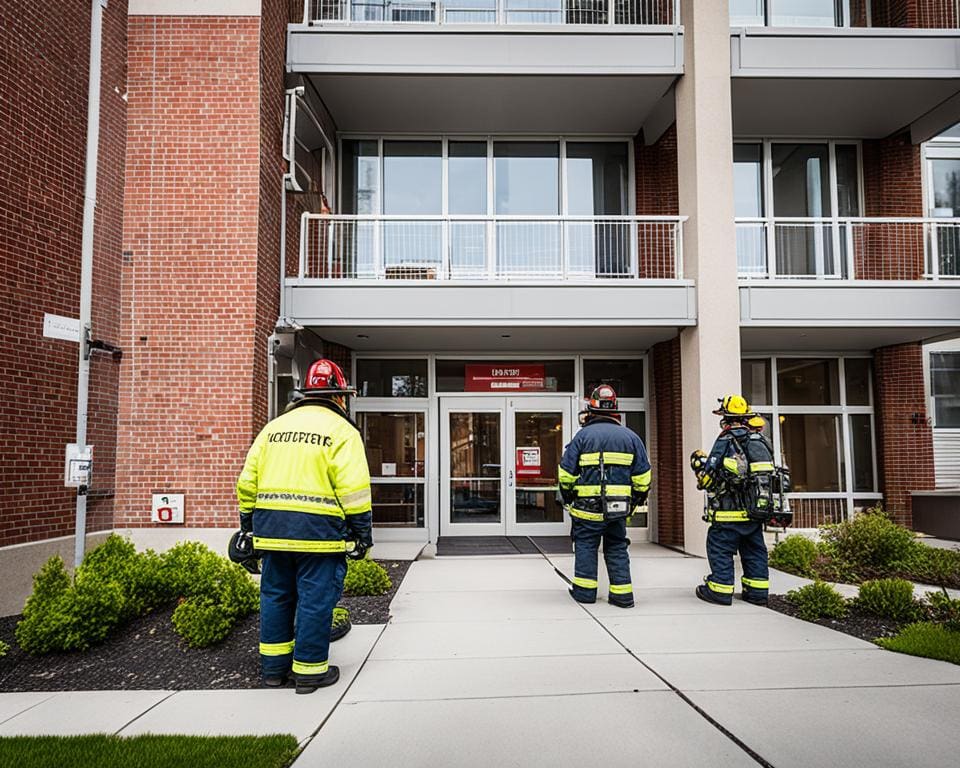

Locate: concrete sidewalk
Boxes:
[297,544,960,768]
[2,544,959,767]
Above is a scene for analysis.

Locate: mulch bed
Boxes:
[767,594,906,643]
[0,559,410,692]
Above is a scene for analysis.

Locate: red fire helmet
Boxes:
[301,358,357,397]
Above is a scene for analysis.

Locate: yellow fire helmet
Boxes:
[713,394,751,417]
[747,414,766,431]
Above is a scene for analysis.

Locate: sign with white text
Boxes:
[465,364,546,392]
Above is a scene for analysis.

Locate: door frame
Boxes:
[439,395,573,537]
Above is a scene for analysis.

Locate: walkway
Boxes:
[2,544,960,767]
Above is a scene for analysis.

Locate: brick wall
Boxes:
[0,0,127,547]
[858,132,925,280]
[870,0,957,27]
[873,343,936,527]
[635,124,679,279]
[651,336,683,547]
[116,14,264,529]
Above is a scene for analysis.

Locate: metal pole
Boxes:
[75,0,105,567]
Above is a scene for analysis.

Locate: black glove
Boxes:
[690,450,707,473]
[632,489,649,507]
[239,512,253,534]
[559,486,576,505]
[347,536,372,561]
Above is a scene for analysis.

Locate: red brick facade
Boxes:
[867,0,957,27]
[873,343,936,526]
[115,14,270,529]
[858,132,926,280]
[635,124,679,279]
[651,336,684,547]
[0,0,128,547]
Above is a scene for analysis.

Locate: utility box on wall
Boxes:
[152,493,185,524]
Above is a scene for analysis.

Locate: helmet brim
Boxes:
[298,387,358,397]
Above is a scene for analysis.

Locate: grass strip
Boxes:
[0,734,299,768]
[876,622,960,665]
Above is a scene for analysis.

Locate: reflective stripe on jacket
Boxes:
[558,416,651,518]
[237,401,372,553]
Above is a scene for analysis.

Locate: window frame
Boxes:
[929,350,960,429]
[742,354,880,519]
[730,0,856,28]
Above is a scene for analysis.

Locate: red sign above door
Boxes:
[465,364,546,392]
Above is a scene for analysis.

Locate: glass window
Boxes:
[494,142,559,215]
[741,359,772,406]
[358,412,426,478]
[565,142,628,216]
[850,414,875,492]
[780,414,845,492]
[514,410,564,524]
[752,412,774,441]
[436,360,576,393]
[931,352,960,428]
[777,358,841,406]
[730,0,765,25]
[449,141,487,215]
[772,143,830,218]
[836,144,860,217]
[371,484,424,528]
[450,412,502,524]
[844,358,872,406]
[583,359,644,398]
[356,359,428,398]
[383,141,442,215]
[931,159,960,217]
[768,0,840,26]
[733,143,764,217]
[341,140,379,214]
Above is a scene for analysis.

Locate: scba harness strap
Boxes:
[704,432,792,527]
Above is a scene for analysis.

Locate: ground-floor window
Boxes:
[356,410,426,528]
[741,355,879,527]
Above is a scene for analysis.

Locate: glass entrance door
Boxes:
[440,396,571,537]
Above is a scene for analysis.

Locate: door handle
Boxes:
[508,469,514,488]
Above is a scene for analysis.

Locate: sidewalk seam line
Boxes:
[0,693,58,727]
[113,690,178,735]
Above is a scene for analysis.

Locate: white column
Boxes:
[676,0,742,557]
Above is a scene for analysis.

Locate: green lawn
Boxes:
[0,734,300,768]
[877,622,960,665]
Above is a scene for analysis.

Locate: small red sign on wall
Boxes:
[516,446,542,478]
[465,364,546,392]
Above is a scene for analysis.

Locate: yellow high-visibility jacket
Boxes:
[237,401,372,553]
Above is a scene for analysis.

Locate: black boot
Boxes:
[609,596,635,609]
[568,587,596,604]
[295,666,340,695]
[261,674,289,688]
[695,584,731,606]
[740,592,769,606]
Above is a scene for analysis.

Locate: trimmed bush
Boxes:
[786,581,848,621]
[343,559,392,596]
[0,639,8,658]
[926,591,960,632]
[15,537,258,654]
[877,622,960,666]
[905,546,960,589]
[819,508,915,574]
[769,535,818,577]
[856,578,922,622]
[332,606,350,629]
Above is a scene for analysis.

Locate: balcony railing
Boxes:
[730,0,959,29]
[303,0,679,25]
[736,218,960,280]
[297,214,685,281]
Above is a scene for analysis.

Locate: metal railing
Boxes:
[303,0,679,25]
[735,218,960,280]
[297,214,685,281]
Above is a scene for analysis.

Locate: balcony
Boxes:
[730,27,960,140]
[303,0,679,26]
[737,217,960,351]
[288,1,683,134]
[285,214,695,348]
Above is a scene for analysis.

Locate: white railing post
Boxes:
[441,218,450,279]
[929,220,941,279]
[487,217,496,278]
[844,219,855,279]
[303,0,310,24]
[299,213,309,279]
[766,220,776,279]
[674,218,682,279]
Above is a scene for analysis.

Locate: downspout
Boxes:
[74,0,106,567]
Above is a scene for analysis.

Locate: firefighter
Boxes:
[559,385,651,608]
[689,394,773,606]
[237,358,373,693]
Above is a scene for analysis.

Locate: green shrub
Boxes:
[819,508,915,574]
[332,606,350,629]
[343,559,392,596]
[905,546,960,589]
[877,622,960,665]
[856,578,922,622]
[171,598,235,649]
[786,581,848,621]
[16,538,258,654]
[0,639,9,658]
[926,591,960,631]
[769,535,818,577]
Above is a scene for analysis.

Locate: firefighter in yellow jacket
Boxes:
[237,359,372,694]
